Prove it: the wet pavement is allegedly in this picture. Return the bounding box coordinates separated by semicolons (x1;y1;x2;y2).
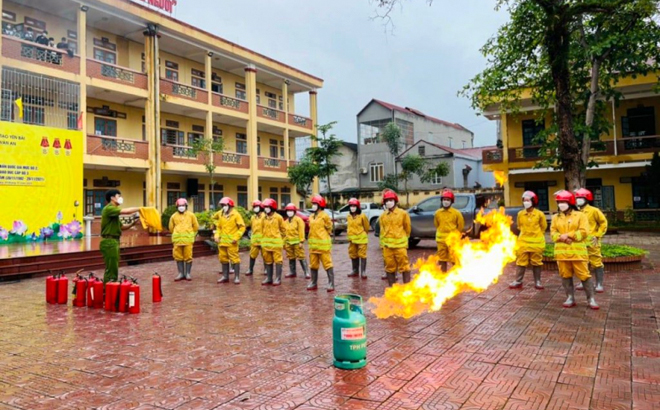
0;232;658;410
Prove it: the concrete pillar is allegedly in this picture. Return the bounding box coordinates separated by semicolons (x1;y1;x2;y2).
144;25;161;210
245;65;259;203
77;6;87;151
309;90;319;194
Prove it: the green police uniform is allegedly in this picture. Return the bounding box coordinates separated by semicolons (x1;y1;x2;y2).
100;204;122;283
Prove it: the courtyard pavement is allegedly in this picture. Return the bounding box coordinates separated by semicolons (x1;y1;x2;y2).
0;231;658;409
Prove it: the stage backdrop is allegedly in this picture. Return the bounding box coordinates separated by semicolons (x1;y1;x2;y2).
0;122;83;243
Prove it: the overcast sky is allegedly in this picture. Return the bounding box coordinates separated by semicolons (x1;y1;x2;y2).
174;0;509;147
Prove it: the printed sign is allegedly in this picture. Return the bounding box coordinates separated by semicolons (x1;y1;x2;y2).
131;0;177;14
341;327;365;341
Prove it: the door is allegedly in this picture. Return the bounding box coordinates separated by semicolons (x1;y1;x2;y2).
523;181;549;211
85;190;106;217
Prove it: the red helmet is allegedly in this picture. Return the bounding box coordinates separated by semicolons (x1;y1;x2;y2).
348;198;360;207
219;197;234;207
554;190;576;206
440;189;455;203
311;195;327;208
382;190;399;203
522;191;538;206
574;188;593;202
252;200;262;208
175;198;188;207
284;203;297;211
262;198;277;210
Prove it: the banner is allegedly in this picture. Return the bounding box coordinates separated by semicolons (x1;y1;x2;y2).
0;122;83;244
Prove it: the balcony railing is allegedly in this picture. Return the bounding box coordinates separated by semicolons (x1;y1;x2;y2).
162;144;204;165
87;59;147;89
160;78;208;104
288;113;313;130
211;92;249;114
618;135;660;154
258;157;287;172
213;152;250;169
2;35;79;74
86;135;148;160
482;148;504;164
257;105;286;123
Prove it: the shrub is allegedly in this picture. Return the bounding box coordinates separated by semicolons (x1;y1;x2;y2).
543;243;647;259
194;210;214;229
161;206;177;230
235;206;252;228
239;238;251;248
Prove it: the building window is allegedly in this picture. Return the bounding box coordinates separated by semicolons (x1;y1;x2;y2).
187;132;203;146
194;192;205;213
431;172;443;185
280;140;285;159
165;61;179;81
448;137;453;148
257;136;261;156
85;190;106;216
167;191;185;207
370;163;384;183
1;90;12;121
256;89;261;105
270;187;279;206
210;184;223;210
418;145;425;156
93;48;116;64
191;68;205;88
522;119;545;158
67;112;78;130
237;185;248;209
632;177;659;210
462;141;467;148
24;106;45;125
161;128;185;145
211;73;222;94
523;181;549;212
270;139;278;158
236;133;247;154
622;106;656;150
212;126;223;143
94;118;117;136
281;187;291;206
359;119;390;145
235;83;246;100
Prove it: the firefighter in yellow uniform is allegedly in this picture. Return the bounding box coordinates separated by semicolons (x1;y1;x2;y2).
246;200;264;276
551;190;599;310
260;198;286;286
574;188;608;293
434;189;465;272
307;195;334;292
213;197;245;284
283;203;310;279
169;198;199;281
346;198;370;279
380;190;412;286
510;191;547;290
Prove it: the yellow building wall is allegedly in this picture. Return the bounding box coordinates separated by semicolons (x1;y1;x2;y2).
83;169;146;209
86;98;145;140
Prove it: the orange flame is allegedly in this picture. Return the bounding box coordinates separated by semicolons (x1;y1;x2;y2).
369;208;517;319
494;170;508;187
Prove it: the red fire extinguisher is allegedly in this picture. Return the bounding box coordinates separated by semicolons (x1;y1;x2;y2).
57;272;68;305
118;276;132;313
128;277;140;314
46;270;58;304
105;280;120;312
72;272;87;307
86;273;97;308
152;273;162;303
92;277;104;309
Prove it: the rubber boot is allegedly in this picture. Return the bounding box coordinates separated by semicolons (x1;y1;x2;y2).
594;267;605;293
217;263;230;283
229;263;235;274
360;258;367;280
562;278;576;308
348;259;359;277
307;269;318;290
174;261;185;281
245;258;255;276
233;262;240;284
582;278;600;310
402;271;411;284
381;272;387;280
185;262;192;281
509;266;525;289
300;260;310;279
326;268;335;292
386;272;396;287
576;272;586;291
261;264;273;286
532;266;543;290
285;260;297;278
273;264;283;286
439;262;448;272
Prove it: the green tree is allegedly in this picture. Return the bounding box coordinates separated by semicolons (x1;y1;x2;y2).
380;122;404;189
377;174;399;193
398;154;427;206
287;154;319;203
192;137;224;209
420;161;450;185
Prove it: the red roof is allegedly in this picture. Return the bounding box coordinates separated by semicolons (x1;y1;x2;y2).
398;140;495;160
370;99;470;132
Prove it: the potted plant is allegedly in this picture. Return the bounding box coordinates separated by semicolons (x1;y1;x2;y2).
195;210;215;238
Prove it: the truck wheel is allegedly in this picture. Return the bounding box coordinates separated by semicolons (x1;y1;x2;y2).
370;218;378;231
408;239;420;248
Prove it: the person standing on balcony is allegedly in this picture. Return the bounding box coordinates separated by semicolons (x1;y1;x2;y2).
283;203;309;279
213;197;245;284
100;189;140;284
380;190;412;286
574;188;608;293
245;200;264;276
434;189;465;272
169;198;199;282
260;198;286;286
34;29;48;45
307;195;335;291
551;190;599;310
510;191;547;290
346;198;369;280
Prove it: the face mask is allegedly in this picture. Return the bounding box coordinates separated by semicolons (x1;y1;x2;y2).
523;201;532;209
311;204;318;212
576;198;586;207
349;206;357;213
558;203;569;212
264;207;272;214
442;200;451;208
222;205;229;213
116;197;124;205
253;207;260;213
286;211;295;218
177;206;186;213
385;200;395;210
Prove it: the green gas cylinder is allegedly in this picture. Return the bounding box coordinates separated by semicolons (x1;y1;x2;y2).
333;294;367;369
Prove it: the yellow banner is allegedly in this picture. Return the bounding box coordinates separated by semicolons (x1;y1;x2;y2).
0;122;83;242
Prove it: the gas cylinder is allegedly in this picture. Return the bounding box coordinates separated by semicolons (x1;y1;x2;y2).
152;273;162;303
57;272;68;305
72;274;87;307
46;270;58;304
118;276;131;313
128;277;140;314
332;294;367;369
91;278;104;309
104;281;120;312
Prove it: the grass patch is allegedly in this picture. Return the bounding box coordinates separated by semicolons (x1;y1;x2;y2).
543;243;647;258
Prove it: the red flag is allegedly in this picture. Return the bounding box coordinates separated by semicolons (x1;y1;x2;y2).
76;111;83;130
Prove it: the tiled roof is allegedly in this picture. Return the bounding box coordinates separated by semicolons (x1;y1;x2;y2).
370;99;470;132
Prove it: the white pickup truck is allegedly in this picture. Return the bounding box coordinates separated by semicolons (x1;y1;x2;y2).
336;202;384;231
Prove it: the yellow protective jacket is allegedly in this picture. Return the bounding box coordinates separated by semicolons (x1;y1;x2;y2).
347;213;369;245
580;204;608;241
250;213;264;246
308;211;332;253
139;207;163;231
284;216;305;246
168;211;199;245
434;207;464;243
262;212;286;250
380;207;411;249
516;208;547;253
551;210;589;261
212;209;246;247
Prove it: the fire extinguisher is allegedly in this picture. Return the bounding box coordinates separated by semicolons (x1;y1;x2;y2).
46;270;58;304
86;273;97;308
118;276;131;313
57;271;68;305
92;277;104;309
72;271;87;307
128;277;140;314
152;273;162;303
105;280;120;312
